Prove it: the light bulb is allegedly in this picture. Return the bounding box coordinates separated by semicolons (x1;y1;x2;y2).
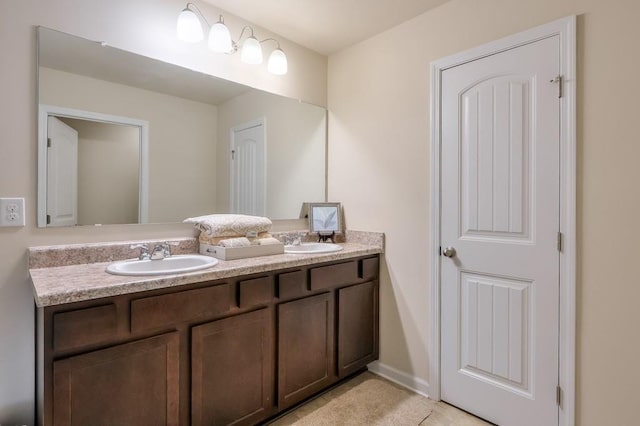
267;48;288;75
241;36;263;64
176;8;204;43
208;21;233;53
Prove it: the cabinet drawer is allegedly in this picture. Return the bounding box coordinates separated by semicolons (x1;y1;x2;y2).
53;304;118;352
359;257;379;281
131;284;232;333
277;270;307;300
310;261;358;291
239;277;273;308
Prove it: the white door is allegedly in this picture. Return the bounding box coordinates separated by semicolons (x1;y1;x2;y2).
440;36;560;425
47;116;78;227
231;121;265;216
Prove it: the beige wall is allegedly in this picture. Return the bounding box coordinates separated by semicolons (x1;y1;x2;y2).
0;0;327;423
328;0;640;425
216;89;326;219
40;67;219;223
60;118;140;225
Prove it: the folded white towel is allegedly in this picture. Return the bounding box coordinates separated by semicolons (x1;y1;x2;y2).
183;214;272;237
258;237;282;246
218;237;251;248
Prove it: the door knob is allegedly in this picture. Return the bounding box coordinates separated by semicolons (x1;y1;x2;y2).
442;246;457;258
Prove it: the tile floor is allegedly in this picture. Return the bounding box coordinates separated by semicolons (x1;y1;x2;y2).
268;372;491;426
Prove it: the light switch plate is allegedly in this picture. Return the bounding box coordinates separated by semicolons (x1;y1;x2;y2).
0;198;26;227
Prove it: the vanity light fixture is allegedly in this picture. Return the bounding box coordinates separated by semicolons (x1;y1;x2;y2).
176;3;288;75
267;45;288;75
176;4;204;43
240;30;263;64
208;16;233;53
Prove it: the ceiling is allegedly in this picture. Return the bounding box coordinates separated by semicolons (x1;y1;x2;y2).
200;0;450;55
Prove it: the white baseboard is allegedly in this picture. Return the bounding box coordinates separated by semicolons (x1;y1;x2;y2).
367;361;431;398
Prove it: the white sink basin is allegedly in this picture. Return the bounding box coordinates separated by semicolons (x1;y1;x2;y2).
106;255;218;276
284;243;343;254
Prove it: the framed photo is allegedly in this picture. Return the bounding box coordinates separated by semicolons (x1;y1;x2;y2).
308;202;342;234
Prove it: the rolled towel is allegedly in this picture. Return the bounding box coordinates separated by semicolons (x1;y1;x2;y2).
184;214;272;237
199;232;271;245
258;237;282;246
217;237;251;248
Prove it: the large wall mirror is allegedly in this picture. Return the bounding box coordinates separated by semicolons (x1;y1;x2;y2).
37;27;327;227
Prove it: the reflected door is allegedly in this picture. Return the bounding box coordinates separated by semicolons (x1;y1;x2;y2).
231;120;266;216
440;36;560;425
46;116;78;226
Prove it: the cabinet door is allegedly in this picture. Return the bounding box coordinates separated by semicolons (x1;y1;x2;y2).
338;281;379;377
191;308;273;426
52;332;179;426
278;292;335;409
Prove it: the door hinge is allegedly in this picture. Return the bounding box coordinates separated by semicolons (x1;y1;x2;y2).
556;385;562;406
557;231;563;252
231;149;235;160
47;138;52;148
46;214;51;225
550;75;563;98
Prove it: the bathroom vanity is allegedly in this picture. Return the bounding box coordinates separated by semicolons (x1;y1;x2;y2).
30;235;382;425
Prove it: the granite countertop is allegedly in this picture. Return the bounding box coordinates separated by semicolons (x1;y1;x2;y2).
29;232;383;308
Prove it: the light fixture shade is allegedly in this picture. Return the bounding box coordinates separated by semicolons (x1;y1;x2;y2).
241;36;263;64
267;48;288;75
177;8;203;43
208;21;233;53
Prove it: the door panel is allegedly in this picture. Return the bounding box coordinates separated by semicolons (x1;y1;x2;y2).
47;116;78;227
460;273;531;393
440;36;560;426
461;77;530;238
231;122;265;216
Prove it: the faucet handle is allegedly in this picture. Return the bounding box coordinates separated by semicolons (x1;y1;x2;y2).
130;243;150;260
283;233;306;246
160;241;180;257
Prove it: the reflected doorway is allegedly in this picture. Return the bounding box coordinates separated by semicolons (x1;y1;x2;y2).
230;119;266;216
38;105;149;226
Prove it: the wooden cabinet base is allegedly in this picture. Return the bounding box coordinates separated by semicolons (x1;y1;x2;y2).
38;255;379;425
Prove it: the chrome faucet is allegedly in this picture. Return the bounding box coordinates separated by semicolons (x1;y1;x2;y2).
283;232;306;246
150;241;179;260
130;243;151;260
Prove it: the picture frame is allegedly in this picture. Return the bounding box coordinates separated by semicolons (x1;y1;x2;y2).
308;202;343;234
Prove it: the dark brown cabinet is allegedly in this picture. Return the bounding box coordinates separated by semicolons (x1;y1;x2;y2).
338;281;379;377
52;332;180;426
191;308;273;426
38;255;379;426
278;293;335;409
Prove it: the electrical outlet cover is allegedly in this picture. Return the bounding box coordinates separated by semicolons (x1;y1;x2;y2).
0;198;25;227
